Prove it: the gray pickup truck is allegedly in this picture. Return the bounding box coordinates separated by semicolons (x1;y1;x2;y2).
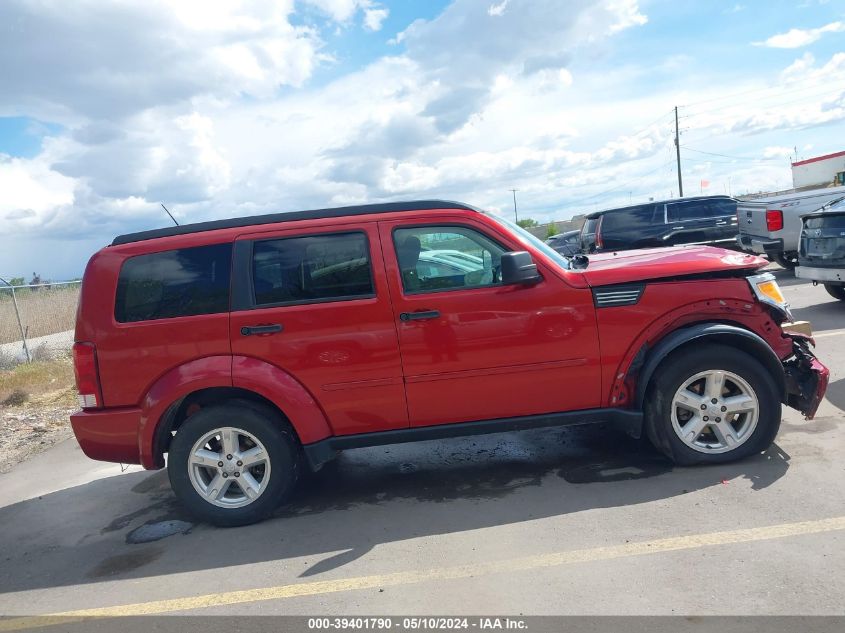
736;185;845;269
796;197;845;301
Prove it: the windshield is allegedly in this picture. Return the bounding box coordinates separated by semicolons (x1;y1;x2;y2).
484;212;571;270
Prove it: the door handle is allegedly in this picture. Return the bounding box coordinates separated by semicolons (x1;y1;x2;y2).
672;226;685;230
399;310;440;322
240;324;283;336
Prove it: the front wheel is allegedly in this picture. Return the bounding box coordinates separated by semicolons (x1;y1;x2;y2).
824;284;845;301
644;345;781;465
167;404;300;527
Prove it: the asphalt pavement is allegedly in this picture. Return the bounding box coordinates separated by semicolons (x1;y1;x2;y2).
0;267;843;625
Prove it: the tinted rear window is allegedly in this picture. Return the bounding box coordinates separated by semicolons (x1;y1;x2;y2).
602;205;658;231
667;199;735;222
115;243;232;323
583;218;599;233
252;232;374;306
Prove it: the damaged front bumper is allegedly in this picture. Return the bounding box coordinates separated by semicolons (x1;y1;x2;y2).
782;336;829;419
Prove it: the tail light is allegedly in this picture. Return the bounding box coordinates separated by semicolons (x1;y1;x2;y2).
766;209;784;232
73;342;103;409
595;216;604;250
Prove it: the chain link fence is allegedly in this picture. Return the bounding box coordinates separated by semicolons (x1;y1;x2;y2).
0;281;81;368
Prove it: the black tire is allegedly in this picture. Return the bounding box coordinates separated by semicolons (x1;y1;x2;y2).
167;404;300;527
644;345;781;465
773;251;798;271
824;284;845;301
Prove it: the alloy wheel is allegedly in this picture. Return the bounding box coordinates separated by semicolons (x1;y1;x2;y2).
187;426;272;508
670;370;759;454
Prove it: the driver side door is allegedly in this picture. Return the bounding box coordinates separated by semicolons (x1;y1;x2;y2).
378;218;601;428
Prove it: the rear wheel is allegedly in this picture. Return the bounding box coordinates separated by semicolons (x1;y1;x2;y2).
644;345;781;465
773;251;798;270
167;404;300;526
824;284;845;301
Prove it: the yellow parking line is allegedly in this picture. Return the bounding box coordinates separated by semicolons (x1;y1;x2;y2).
2;515;845;631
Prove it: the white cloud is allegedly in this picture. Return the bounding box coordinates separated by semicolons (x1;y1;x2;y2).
0;156;75;227
3;0;845;277
488;1;510;17
363;7;389;31
755;21;845;48
781;52;816;80
304;0;388;30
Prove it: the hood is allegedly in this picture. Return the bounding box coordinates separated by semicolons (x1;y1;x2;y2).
581;245;767;287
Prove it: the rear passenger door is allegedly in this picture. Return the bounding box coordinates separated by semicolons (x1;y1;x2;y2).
229;223;408;435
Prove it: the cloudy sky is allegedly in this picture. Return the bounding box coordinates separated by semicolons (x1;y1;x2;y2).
1;0;844;279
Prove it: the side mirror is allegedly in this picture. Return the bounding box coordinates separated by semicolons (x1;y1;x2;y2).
500;251;542;285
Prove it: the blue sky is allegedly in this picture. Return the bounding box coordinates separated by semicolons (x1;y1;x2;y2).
1;0;844;278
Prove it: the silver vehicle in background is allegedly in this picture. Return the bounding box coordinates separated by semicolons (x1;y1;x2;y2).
736;185;845;270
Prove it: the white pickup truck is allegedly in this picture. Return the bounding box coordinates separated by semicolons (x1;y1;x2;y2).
736;185;845;269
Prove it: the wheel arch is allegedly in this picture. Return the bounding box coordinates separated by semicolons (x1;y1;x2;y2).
633;323;786;410
138;355;334;469
152;387;298;469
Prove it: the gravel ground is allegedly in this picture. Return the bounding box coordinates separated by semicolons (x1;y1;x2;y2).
0;389;75;473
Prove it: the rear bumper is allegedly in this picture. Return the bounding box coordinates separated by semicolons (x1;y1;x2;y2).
70;407;143;465
795;266;845;283
737;234;783;255
783;339;830;420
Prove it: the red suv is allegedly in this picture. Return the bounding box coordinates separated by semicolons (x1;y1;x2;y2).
70;201;829;526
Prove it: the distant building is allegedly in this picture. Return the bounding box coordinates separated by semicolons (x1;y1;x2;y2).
792;150;845;189
526;214;586;239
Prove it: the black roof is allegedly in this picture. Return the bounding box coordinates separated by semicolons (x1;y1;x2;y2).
112;200;481;246
584;195;735;219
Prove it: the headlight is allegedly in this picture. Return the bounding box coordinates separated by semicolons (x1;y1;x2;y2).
747;272;791;316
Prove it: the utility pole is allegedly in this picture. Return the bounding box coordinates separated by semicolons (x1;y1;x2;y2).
510;189;519;223
674;106;684;198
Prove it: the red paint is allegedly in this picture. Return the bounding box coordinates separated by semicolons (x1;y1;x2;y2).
231;356;334;444
137;356;233;469
230;224;408;436
804;358;830;420
580;246;767;287
69;204;829;470
70;407;143;464
377;217;600;426
792;150;845;167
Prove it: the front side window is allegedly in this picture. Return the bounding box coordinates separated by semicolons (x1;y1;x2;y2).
115;243;232;323
393;226;507;293
252;232;374;306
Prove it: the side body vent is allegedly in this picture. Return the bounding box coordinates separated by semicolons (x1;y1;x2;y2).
592;284;645;308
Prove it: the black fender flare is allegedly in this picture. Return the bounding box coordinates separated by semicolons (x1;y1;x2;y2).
633;323;787;410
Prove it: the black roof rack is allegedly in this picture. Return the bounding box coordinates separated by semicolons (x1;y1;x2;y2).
112;199;481;246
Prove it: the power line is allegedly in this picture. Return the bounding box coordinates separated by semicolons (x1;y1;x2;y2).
681;147;779;162
565;159;676;208
679;73;845;111
624;108;676;140
680;84;845;120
